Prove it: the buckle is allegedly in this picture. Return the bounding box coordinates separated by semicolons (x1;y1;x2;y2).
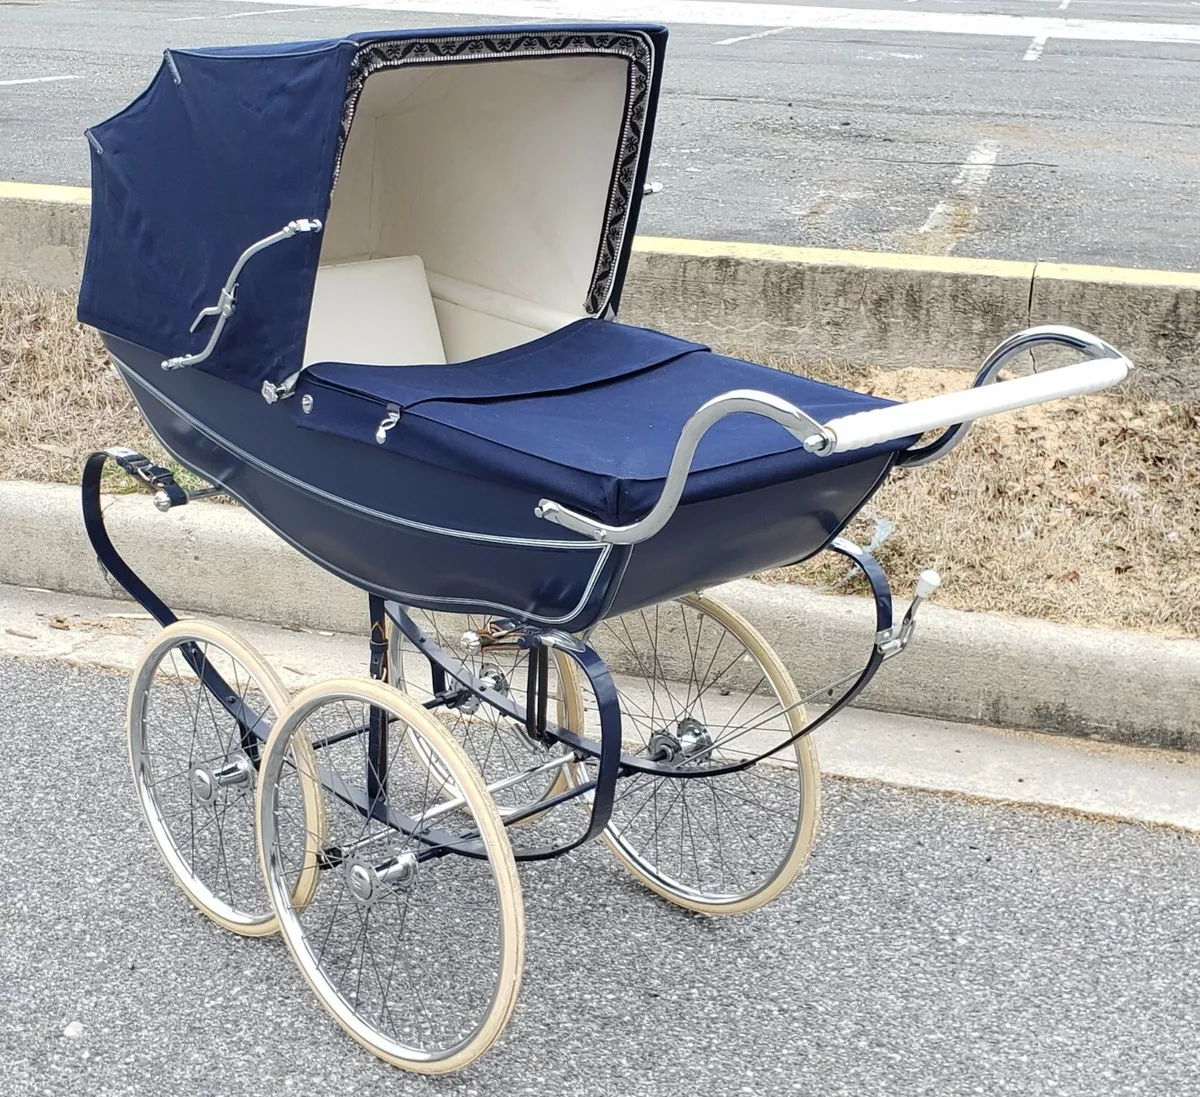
104;448;188;510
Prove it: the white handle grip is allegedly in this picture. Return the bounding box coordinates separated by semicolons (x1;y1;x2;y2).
914;570;941;600
825;357;1129;453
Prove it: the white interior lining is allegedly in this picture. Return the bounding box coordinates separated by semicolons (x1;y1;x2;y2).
303;255;446;368
425;271;581;334
318;53;629;362
431;297;546;364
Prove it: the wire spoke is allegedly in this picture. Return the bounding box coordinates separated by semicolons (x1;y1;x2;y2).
595;598;812;907
132;631;276;926
261;683;512;1059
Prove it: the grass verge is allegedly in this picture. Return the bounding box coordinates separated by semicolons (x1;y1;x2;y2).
1;282;210;494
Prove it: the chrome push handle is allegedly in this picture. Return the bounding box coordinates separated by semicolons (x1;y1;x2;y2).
534;390;835;544
161;218;323;371
896;325;1131;467
828;349;1128;456
534;326;1130;546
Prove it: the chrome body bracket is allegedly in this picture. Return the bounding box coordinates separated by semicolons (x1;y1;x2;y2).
535;389;835;544
876;569;942;658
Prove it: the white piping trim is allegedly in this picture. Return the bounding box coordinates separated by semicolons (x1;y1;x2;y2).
113;359;615;626
114;353;607;551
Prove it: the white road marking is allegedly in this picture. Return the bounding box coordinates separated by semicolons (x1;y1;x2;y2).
0;75;81;87
714;26;787;45
220;0;1200;47
169;6;313;20
919;138;1000;239
1024;33;1048;60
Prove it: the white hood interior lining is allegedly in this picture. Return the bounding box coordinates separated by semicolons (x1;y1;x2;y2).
309;32;653;365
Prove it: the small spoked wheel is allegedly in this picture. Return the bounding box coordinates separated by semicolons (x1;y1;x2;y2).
127;620;319;935
257;678;524;1073
573;593;821;915
389;612;581;822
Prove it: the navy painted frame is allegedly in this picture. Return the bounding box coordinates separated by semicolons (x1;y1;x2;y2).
82;448;897;864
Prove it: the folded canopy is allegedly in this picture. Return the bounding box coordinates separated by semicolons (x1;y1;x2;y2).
78;25;668;392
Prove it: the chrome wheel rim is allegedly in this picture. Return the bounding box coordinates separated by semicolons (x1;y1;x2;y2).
573;596;815;909
259;686;521;1067
129;630;280;930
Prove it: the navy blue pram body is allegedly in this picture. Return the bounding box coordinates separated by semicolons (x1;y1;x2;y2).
79;25;913;630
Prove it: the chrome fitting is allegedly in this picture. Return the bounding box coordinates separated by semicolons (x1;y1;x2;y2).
162;218;324;372
152;483;227;511
284;218;323;235
461;663;507;715
375;404;401;444
537;630;586;653
190;755;254;807
676;716;713;758
346;851;417;907
877;569;941;658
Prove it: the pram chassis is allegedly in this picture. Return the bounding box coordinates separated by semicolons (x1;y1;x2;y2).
85;448;893;862
86;320;1129;1071
75;21;1133;1071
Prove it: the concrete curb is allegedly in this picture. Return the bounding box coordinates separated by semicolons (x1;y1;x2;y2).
7;583;1200;832
3;182;1199;398
624;237;1200;399
0;183;90;290
2;479;1196;753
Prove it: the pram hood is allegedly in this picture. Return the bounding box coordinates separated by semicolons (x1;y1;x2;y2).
77;25;668;392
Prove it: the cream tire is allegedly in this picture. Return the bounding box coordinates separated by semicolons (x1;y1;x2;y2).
571;593;821;916
127;619;320;936
256;678;524;1074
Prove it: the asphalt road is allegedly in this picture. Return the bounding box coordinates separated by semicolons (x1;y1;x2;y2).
3;652;1200;1096
1;0;1200;270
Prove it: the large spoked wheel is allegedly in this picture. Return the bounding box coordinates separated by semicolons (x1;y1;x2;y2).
257;679;524;1074
389;612;582;822
127;620;320;936
572;593;821;916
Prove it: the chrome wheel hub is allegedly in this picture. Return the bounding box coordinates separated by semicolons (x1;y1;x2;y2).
677;716;714;757
189;755;254;807
346;861;377;905
345;853;418;907
648;716;713;765
460;661;509;716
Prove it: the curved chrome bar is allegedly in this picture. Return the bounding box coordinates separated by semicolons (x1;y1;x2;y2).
897;324;1129;468
534;389;835;544
161;218;323;371
535;324;1130;545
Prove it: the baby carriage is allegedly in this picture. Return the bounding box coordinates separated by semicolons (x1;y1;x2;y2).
77;25;1130;1073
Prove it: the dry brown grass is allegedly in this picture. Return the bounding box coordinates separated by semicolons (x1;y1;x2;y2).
3;284;1198;635
733;348;1200;638
0;281;180;490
